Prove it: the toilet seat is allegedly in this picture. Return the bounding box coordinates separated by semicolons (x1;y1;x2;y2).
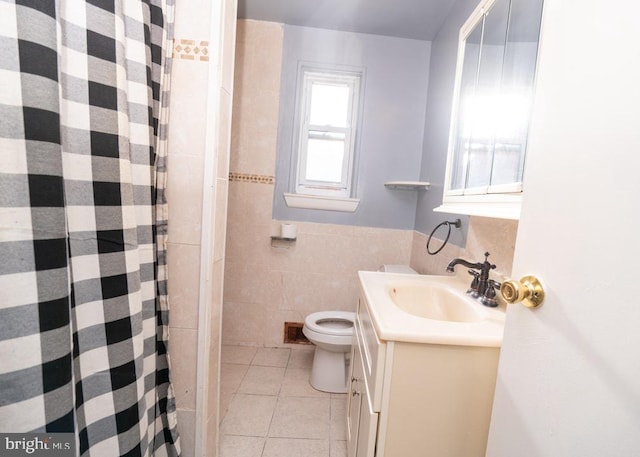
304;311;355;336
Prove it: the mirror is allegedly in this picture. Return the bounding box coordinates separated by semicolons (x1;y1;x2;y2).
440;0;544;218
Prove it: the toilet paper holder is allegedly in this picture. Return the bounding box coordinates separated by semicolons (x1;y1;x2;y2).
270;223;297;248
271;223;297;246
270;235;297;242
270;235;296;249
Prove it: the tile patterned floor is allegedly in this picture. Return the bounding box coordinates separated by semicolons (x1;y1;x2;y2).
220;345;347;457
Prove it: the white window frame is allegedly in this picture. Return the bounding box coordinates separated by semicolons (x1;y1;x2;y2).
294;70;361;198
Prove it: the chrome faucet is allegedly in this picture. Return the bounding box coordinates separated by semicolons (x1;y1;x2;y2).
446;252;499;307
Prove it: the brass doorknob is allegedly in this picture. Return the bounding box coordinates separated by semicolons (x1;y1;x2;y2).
500;275;545;308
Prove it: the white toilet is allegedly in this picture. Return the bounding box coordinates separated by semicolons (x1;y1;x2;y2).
302;265;417;393
303;311;355;393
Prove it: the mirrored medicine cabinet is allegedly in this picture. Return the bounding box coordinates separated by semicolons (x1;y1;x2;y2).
435;0;544;219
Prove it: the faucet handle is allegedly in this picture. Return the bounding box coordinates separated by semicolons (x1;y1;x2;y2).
480;279;500;307
467;270;480;297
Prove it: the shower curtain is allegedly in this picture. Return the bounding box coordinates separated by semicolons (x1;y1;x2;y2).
0;1;180;456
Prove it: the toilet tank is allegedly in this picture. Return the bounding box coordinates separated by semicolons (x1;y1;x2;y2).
379;265;417;274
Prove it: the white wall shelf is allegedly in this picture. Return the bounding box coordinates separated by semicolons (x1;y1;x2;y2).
384;181;431;190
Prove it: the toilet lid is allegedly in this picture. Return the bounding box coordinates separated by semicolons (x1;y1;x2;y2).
305;311;355;336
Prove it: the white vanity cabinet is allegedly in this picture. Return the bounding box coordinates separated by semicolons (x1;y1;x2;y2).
347;288;501;457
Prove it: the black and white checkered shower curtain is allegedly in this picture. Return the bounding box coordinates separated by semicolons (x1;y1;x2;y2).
0;1;180;456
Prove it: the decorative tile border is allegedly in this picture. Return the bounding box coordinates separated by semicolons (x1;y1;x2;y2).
229;172;275;185
173;39;209;61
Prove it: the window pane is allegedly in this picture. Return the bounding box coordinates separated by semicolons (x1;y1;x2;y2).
466;0;510;189
451;22;482;191
305;137;345;183
309;83;350;127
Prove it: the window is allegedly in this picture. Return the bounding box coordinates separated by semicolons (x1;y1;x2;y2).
294;70;361;200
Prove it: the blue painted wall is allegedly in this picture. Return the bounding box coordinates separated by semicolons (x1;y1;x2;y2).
273;25;431;230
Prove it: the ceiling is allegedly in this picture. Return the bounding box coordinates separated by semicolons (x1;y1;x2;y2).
237;0;458;41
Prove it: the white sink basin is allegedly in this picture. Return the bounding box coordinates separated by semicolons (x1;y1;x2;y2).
387;280;485;323
358;271;505;347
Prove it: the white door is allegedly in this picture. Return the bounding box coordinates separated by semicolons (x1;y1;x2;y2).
486;1;640;456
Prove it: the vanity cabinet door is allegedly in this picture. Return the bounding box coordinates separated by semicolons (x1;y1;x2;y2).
347;340;364;457
355;384;378;457
348;334;379;457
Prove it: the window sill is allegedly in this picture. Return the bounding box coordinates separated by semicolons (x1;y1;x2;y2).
284;193;360;212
